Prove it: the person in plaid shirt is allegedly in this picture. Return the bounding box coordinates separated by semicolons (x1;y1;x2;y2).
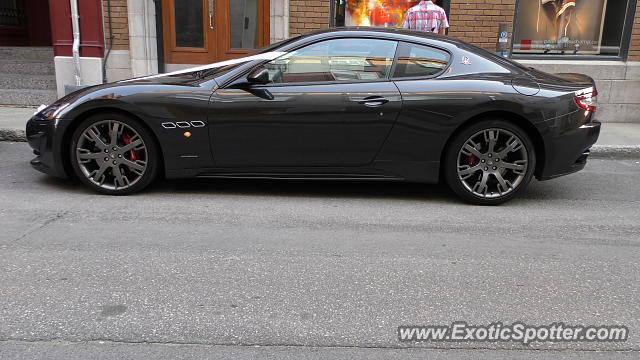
402;0;449;35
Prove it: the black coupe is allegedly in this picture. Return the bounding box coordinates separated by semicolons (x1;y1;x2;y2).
26;28;600;204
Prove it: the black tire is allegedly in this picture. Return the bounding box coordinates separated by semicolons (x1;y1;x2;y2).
70;112;159;195
443;119;536;205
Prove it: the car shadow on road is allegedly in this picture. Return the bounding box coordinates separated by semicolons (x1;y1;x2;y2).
38;174;559;204
146;177;461;203
40;175;87;193
35;168;557;204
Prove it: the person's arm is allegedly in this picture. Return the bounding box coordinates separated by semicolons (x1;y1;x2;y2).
439;9;449;35
402;11;411;29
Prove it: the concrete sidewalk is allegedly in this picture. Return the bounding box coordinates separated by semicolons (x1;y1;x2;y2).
1;105;639;157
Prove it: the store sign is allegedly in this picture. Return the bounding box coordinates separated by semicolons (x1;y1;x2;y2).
513;0;608;54
345;0;421;27
499;31;508;43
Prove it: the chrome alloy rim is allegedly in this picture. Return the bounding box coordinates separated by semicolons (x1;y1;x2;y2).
456;128;529;199
76;120;148;190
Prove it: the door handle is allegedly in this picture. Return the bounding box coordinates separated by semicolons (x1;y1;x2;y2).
357;96;389;107
208;0;214;29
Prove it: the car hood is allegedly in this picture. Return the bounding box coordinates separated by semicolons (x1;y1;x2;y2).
57;50;288;101
118;51;287;87
116;71;205;86
43;51;289;118
46;72;205;108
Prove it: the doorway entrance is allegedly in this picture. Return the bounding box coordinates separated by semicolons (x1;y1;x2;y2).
161;0;270;65
0;0;52;46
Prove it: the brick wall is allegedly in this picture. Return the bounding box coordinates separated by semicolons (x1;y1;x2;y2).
448;0;515;53
290;0;639;59
289;0;331;37
102;0;129;50
629;0;640;61
288;0;513;50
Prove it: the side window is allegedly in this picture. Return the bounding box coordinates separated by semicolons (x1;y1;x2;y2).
393;42;450;78
265;38;397;84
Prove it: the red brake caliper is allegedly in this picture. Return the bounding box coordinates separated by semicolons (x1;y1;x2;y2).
121;133;139;161
467;154;478;167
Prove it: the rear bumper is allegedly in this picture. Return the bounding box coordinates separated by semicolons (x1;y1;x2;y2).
537;120;601;181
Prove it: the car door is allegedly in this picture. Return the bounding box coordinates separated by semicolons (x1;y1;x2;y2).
208;37;402;167
379;41;455;163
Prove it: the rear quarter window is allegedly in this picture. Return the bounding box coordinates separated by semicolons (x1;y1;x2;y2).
393;42;450;79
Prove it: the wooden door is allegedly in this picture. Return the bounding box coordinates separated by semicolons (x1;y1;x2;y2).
162;0;270;65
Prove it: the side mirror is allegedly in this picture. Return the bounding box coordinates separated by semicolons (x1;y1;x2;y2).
247;67;270;85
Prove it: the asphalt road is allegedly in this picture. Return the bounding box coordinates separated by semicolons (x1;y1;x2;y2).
1;142;639;359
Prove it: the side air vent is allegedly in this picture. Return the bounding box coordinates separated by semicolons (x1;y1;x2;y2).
162;121;207;129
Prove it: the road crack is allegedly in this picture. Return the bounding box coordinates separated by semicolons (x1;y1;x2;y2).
1;210;69;248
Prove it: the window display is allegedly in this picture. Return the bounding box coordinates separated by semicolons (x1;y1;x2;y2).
334;0;421;27
512;0;635;57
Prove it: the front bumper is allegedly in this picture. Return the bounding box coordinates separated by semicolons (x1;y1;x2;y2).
26;115;68;178
537;119;601;181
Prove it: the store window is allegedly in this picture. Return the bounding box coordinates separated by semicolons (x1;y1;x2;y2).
331;0;449;28
512;0;637;58
264;38;398;84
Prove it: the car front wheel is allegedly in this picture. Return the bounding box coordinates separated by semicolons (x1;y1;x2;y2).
70;113;159;195
443;119;536;205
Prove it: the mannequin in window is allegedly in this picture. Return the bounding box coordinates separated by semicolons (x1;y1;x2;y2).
539;0;576;41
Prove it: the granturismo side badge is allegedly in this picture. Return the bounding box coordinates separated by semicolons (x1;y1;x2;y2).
461;56;471;65
161;121;206;129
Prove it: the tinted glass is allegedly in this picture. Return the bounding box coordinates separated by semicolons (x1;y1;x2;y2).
265;38;397;84
230;0;259;49
175;0;204;48
393;42;450;78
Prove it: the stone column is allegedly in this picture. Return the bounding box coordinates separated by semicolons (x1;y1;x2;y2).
127;0;158;77
270;0;290;43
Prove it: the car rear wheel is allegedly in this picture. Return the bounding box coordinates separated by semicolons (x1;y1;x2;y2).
443;119;536;205
70;113;159;195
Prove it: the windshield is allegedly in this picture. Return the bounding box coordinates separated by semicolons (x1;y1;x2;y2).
127;51;288;82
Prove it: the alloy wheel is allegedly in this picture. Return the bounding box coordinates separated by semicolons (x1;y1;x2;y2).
75;120;148;191
456;128;529;198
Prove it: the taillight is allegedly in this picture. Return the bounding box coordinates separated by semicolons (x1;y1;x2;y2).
574;88;598;112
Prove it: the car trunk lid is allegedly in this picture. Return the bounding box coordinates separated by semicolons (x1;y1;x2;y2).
521;67;598;113
523;67;596;91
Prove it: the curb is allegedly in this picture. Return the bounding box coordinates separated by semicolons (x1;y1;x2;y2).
0;128;25;142
2;127;640;158
589;145;640;159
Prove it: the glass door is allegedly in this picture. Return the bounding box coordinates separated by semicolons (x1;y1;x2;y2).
218;0;270;60
162;0;270;64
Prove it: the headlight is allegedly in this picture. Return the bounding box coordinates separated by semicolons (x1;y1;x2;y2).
37;102;70;120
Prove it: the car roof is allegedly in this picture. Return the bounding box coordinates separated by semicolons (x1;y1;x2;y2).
298;26;467;48
294;27;527;74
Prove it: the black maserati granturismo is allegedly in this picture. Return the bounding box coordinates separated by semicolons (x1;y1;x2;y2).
26;27;600;204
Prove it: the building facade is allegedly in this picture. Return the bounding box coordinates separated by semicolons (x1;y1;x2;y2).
0;0;638;121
